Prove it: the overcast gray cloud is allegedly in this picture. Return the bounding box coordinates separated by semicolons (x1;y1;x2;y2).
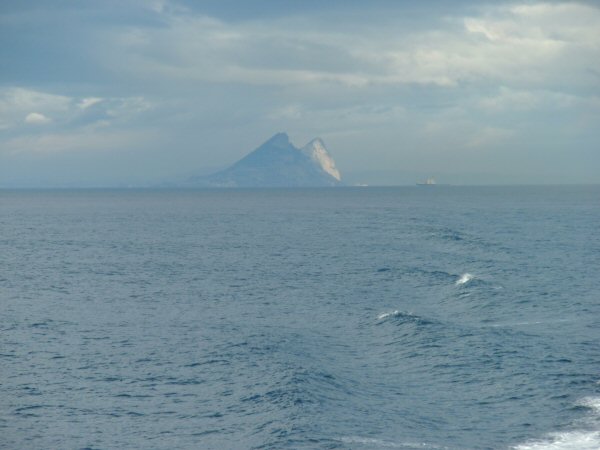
1;0;599;186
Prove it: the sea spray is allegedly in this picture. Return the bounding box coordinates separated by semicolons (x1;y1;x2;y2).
456;273;474;285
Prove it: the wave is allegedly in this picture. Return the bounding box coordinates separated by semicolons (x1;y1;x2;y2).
384;266;456;282
512;431;600;450
376;310;434;326
378;310;401;321
579;397;600;411
424;225;465;243
512;397;600;450
339;436;447;449
485;319;571;328
455;273;474;285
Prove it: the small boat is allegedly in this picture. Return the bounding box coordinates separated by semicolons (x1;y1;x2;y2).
417;177;436;186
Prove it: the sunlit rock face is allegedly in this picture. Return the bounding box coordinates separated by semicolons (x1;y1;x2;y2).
188;133;342;187
301;138;341;182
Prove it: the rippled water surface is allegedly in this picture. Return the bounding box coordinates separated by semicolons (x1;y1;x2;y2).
1;186;599;449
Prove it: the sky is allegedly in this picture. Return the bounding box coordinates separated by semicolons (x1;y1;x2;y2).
1;0;599;186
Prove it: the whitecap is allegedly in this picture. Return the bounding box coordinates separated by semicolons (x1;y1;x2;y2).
455;273;474;285
577;397;600;412
377;310;400;321
513;396;600;450
512;431;600;450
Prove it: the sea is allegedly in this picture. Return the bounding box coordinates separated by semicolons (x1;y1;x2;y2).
1;186;599;450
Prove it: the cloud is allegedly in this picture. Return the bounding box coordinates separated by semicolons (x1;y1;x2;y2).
0;88;70;129
78;97;103;109
0;87;152;131
477;87;600;113
478;88;539;112
0;86;155;157
95;1;600;91
467;126;516;149
2;128;159;156
2;1;599;185
0;88;68;130
24;112;51;124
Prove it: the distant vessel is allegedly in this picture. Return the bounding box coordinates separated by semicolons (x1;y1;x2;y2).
417;177;436;186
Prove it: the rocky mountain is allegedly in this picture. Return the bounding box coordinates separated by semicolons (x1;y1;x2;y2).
188;133;342;187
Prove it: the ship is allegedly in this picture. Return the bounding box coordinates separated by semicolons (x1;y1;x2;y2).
417;177;436;186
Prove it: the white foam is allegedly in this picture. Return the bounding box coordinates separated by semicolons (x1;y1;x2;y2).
513;396;600;450
456;273;474;285
512;431;600;450
577;397;600;412
377;310;400;320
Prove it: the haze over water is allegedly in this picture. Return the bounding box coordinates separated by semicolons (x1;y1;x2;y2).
2;186;599;449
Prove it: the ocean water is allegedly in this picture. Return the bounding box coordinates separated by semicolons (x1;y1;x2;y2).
1;186;599;450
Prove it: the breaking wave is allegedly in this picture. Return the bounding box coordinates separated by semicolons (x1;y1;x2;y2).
455;273;474;285
376;310;435;326
512;397;600;450
513;431;600;450
377;310;401;321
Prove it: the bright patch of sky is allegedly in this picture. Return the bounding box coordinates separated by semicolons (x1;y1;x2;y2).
1;0;599;186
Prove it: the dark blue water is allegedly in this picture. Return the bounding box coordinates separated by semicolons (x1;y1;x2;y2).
1;186;599;449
